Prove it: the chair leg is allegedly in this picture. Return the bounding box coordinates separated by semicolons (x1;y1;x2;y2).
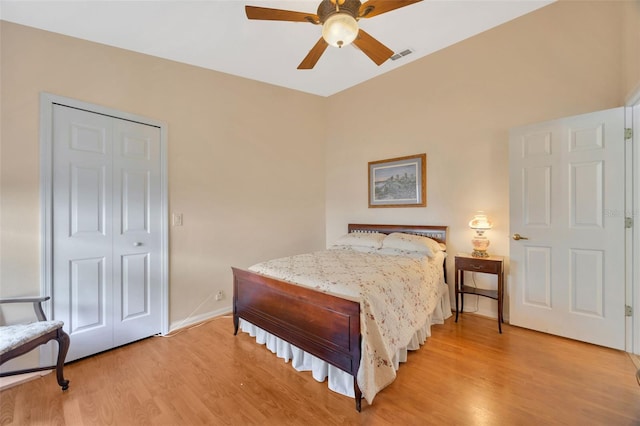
55;328;70;390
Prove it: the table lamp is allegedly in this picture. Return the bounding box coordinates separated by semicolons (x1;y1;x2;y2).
469;212;492;257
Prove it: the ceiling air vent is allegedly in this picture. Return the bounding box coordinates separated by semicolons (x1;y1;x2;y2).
390;49;414;61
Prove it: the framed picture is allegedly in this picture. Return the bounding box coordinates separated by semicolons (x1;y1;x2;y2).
368;153;426;208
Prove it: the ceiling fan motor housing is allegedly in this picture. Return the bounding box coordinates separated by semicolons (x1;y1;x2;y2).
317;0;362;23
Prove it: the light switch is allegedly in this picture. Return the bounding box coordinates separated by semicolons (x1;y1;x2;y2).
172;213;183;226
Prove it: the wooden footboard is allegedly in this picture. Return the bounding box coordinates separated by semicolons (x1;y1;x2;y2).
232;267;362;411
232;223;448;412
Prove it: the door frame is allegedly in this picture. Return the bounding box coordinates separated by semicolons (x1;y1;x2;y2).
628;87;640;355
38;93;169;364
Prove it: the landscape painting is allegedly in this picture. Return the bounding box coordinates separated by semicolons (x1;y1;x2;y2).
368;154;426;208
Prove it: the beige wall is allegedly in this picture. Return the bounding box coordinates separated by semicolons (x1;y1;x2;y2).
325;1;639;318
624;0;640;99
0;21;327;330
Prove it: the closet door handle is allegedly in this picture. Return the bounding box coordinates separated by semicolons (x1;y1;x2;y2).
133;242;143;247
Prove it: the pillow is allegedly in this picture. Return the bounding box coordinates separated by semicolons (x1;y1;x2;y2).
381;232;443;257
332;232;386;249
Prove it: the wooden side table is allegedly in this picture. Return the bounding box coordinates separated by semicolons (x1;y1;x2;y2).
454;254;505;333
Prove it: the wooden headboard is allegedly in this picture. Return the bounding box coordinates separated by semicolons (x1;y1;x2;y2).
347;224;448;245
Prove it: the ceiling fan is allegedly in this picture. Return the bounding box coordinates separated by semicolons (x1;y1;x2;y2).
245;0;423;69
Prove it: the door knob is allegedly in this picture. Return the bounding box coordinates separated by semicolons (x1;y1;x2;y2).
133;242;142;246
512;233;529;241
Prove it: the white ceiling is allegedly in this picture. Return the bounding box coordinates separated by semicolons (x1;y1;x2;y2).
0;0;553;97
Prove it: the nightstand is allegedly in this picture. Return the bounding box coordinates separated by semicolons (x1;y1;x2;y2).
454;253;504;333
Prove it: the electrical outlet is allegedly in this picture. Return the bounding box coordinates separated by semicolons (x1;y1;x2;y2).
215;291;224;301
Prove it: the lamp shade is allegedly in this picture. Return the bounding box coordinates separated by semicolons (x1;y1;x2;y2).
322;13;358;48
469;213;493;231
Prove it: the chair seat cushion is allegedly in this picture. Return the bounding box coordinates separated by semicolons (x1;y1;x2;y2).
0;321;64;355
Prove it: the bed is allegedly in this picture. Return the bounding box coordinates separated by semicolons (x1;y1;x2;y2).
232;224;450;411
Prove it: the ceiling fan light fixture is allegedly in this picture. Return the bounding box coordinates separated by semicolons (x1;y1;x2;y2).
322;13;358;48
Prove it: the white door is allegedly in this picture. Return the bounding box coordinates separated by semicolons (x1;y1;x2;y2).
509;107;626;350
52;104;162;361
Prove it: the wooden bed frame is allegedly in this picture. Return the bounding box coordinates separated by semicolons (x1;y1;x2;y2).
232;224;448;411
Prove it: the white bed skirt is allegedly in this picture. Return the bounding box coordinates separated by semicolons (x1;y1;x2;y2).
239;283;452;399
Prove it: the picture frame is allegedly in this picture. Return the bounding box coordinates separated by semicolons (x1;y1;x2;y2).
368;153;426;208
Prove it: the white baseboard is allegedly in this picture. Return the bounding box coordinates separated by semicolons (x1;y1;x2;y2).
168;305;232;333
0;370;50;391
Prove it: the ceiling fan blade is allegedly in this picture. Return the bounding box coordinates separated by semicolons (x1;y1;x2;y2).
359;0;422;19
245;6;319;23
352;29;393;66
298;38;329;70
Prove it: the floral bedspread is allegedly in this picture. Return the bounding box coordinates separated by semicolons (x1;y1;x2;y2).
248;247;445;404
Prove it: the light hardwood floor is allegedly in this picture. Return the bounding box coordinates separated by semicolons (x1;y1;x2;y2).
1;313;639;425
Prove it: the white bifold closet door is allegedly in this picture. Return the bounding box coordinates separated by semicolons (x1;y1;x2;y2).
52;104;162;361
